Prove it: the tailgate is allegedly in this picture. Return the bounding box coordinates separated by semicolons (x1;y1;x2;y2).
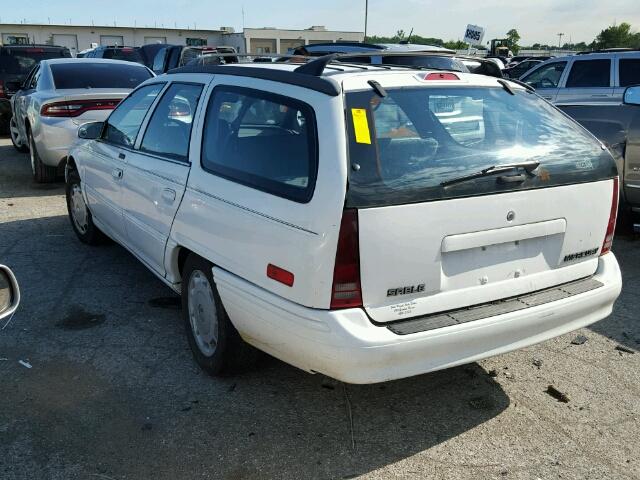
358;180;613;323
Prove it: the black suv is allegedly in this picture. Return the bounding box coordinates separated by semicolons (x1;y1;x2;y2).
84;45;145;64
0;44;71;132
151;45;238;74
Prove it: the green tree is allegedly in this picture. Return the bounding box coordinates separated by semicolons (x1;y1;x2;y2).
593;22;640;49
506;28;521;54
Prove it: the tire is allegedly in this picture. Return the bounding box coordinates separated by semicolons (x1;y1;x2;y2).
181;254;257;376
65;166;107;245
28;129;57;183
9;117;28;153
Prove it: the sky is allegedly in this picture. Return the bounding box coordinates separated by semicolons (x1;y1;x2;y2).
3;0;640;46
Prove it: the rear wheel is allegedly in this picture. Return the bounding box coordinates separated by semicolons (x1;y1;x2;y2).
181;254;256;376
65;166;106;245
29;129;57;183
9;117;28;152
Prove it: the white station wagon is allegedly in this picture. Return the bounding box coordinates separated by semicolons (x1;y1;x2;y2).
65;58;622;384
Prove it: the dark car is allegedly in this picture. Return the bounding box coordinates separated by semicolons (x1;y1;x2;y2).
559;85;640;214
84;45;145;64
502;59;543;79
0;44;71;132
291;42;502;78
152;45;238;74
138;43;169;69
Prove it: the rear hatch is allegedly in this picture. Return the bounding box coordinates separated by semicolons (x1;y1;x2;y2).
342;74;617;323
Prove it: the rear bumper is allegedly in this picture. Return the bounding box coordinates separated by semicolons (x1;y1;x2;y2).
34;117;79;167
214;253;622;384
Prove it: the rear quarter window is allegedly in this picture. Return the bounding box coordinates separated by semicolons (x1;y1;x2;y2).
201;86;318;203
619;58;640;87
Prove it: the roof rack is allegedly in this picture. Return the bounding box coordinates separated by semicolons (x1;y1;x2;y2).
576;48;640;55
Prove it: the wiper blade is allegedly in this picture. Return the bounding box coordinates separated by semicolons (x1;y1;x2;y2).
441;161;540;188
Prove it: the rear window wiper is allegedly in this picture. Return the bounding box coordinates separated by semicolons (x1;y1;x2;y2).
441;160;540;188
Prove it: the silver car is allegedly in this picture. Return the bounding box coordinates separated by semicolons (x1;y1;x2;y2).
520;50;640;105
9;58;154;182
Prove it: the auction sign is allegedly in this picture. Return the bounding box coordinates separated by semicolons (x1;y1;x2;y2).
463;24;485;46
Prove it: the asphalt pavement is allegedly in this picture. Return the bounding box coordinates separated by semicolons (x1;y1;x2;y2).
0;137;639;480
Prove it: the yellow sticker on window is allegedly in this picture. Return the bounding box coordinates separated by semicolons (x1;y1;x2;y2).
351;108;371;144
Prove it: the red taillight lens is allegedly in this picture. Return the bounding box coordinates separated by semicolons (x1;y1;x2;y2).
424;72;460;81
330;209;362;309
600;177;619;256
40;99;120;117
0;80;6;99
266;263;294;287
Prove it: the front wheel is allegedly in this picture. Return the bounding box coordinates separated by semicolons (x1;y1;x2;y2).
65;167;106;245
181;254;257;376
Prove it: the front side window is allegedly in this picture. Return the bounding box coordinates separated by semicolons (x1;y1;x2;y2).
566;59;611;88
201;86;317;203
522;61;567;89
140;83;203;160
346;86;616;208
620;58;640;87
103;83;164;147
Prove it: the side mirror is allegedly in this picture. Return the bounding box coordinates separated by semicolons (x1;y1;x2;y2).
78;121;104;140
0;265;20;321
623;86;640;106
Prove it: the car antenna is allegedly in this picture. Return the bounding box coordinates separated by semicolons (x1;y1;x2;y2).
294;53;340;76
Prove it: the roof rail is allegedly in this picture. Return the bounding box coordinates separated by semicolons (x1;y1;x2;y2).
167;64;341;96
576;48;640;55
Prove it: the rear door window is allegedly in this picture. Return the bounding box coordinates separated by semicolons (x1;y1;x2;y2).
521;62;567;88
201;86;318;203
345;86;616;208
619;58;640;87
51;63;152;89
566;59;611;87
140;83;203;160
103;83;164;147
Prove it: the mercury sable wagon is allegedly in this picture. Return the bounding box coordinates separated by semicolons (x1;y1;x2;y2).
64;58;622;384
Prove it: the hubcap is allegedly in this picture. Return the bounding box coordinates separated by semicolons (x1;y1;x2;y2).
187;270;218;357
69;183;89;234
9;119;21;147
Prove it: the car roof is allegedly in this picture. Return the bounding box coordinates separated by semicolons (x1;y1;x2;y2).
301;42;454;54
169;61;523;96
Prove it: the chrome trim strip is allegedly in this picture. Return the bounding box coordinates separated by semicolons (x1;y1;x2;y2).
187;186;318;236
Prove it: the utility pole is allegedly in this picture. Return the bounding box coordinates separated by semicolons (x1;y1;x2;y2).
557;32;564;48
364;0;368;41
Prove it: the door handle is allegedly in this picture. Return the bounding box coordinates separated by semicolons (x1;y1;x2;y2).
118;152;126;160
111;168;123;180
161;188;176;203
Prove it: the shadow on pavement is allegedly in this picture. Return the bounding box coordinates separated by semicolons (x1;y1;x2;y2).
0;140;65;199
0;214;510;479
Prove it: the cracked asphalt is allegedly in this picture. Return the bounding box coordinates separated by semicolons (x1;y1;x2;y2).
0;136;639;480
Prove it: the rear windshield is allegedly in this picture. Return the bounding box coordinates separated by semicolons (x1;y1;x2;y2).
102;48;144;63
346;86;616;208
51;63;152;89
0;48;70;75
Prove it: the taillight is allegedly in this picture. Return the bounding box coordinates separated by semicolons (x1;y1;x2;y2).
600;177;619;256
40;99;120;117
330;209;362;309
423;72;460;81
0;80;6;99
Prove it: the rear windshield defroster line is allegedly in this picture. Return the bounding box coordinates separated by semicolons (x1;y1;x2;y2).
345;86;617;208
